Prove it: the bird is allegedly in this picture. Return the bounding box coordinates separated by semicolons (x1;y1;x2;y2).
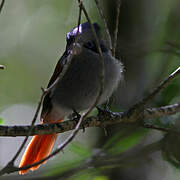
19;22;123;174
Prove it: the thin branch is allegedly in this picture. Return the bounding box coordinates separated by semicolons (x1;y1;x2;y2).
144;103;180;119
0;0;179;175
166;41;180;49
9;67;63;164
9;1;106;175
29;141;162;180
0;0;5;14
10;5;84;176
160;41;180;57
0;103;179;137
0;1;107;175
112;0;121;57
78;0;105;98
0;64;179;175
142;67;180;104
126;66;180;122
0;67;64;176
94;0;112;50
17;112;85;174
1;67;178;175
0;2;84;176
142;124;173;133
77;0;105;109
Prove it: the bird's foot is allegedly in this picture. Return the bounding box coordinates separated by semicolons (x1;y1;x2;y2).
72;110;85;132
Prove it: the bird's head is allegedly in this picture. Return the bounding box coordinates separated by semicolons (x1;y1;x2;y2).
66;22;108;54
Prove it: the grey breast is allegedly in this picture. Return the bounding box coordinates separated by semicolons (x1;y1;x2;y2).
51;47;123;112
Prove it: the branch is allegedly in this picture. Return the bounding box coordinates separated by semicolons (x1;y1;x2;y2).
112;0;121;57
144;103;180;119
124;66;180;123
142;66;180;105
14;0;107;174
0;63;178;176
0;103;179;137
29;141;162;180
0;2;84;176
0;0;5;14
0;0;107;175
94;0;112;50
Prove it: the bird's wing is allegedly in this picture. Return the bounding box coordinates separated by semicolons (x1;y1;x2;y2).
47;51;68;88
41;51;68;119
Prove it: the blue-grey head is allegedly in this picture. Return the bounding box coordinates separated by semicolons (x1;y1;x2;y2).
66;22;108;53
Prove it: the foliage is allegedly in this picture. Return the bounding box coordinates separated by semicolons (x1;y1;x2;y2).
0;117;4;124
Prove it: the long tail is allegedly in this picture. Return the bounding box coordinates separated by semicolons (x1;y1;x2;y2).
19;119;63;175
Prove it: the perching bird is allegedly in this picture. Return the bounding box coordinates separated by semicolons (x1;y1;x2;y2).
19;22;123;174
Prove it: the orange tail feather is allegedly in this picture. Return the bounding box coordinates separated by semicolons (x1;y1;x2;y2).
19;133;58;175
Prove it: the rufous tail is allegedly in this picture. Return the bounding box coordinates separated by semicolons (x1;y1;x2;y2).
19;119;63;175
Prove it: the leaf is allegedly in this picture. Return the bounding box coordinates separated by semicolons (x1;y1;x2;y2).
45;159;82;177
45;142;92;177
93;176;109;180
0;118;4;124
104;127;148;154
71;170;93;180
70;142;92;158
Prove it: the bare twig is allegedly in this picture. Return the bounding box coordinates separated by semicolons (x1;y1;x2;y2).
17;0;106;174
0;68;63;176
144;103;180;119
0;63;179;175
9;4;84;175
0;1;106;175
77;0;105;107
126;66;180;122
142;66;180;105
9;69;63;164
0;0;179;175
94;0;112;50
166;41;180;49
0;0;5;14
160;41;180;57
0;103;179;137
17;112;85;174
28;141;162;180
11;1;106;174
142;124;173;133
112;0;121;57
0;2;84;176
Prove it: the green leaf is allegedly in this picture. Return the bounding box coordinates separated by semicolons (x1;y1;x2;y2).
70;142;92;158
0;118;4;124
93;176;109;180
45;159;82;177
104;127;148;154
45;142;92;177
71;170;93;180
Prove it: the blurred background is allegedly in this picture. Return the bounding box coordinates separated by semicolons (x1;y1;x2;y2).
0;0;180;179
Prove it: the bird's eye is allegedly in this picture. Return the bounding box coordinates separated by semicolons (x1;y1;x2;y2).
85;41;95;49
84;41;108;53
84;41;97;52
